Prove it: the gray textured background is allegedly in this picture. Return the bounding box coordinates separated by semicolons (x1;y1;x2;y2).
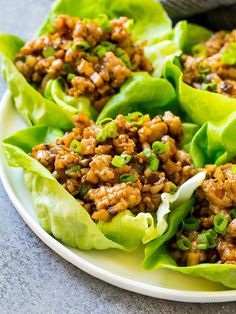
0;1;236;313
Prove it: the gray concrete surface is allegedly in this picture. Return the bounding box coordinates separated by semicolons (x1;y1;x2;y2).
0;1;236;313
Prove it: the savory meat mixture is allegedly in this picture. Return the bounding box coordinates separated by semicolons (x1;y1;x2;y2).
169;164;236;266
182;30;236;98
30;111;195;222
15;15;152;111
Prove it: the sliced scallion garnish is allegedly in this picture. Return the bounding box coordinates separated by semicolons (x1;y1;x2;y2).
70;139;82;153
42;47;56;58
65;165;81;174
152;141;170;155
112;153;132;167
120;173;137;183
125;112;144;127
72;40;91;51
143;148;159;172
214;213;228;234
183;217;200;232
177;236;191;251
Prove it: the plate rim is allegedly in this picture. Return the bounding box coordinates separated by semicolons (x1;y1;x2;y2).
1;90;236;303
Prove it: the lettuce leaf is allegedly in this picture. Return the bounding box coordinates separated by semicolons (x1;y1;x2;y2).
142;207;236;289
44;78;98;120
0;34;84;130
190;111;236;167
2;125;161;251
97;73;177;122
164;61;236;126
0;1;178;128
38;0;172;45
181;23;212;54
2;123;204;251
153;172;206;239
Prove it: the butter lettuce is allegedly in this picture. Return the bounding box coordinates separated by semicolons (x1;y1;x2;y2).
142;200;236;289
0;0;181;128
38;0;172;44
2;124;204;251
3;126;155;251
0;34;76;130
97;73;177;122
164;61;236;126
190;111;236;167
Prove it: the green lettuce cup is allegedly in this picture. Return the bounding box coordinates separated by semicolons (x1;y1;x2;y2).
0;0;182;130
163;22;236;126
142;198;236;289
2;119;204;251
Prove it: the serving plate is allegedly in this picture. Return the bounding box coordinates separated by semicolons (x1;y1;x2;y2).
1;91;236;302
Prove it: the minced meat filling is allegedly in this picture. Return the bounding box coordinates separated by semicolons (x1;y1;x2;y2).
169;164;236;266
182;30;236;98
30;111;195;222
15;15;153;111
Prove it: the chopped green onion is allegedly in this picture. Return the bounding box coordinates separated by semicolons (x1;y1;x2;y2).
96;129;107;142
152;141;170;155
98;118;113;126
79;183;89;198
197;229;218;250
205;229;217;248
101;41;115;50
115;47;132;69
197;243;208;250
177;236;191;251
96;120;118;142
93;45;107;58
231;208;236;219
202;81;217;92
70;139;82;153
192;44;207;58
198;233;208;244
67;73;76;82
143;148;159;172
149;157;159;172
105;122;118;139
198;62;211;74
206;228;217;240
125;112;144;127
214;214;228;234
92;41;115;58
183;217;200;232
42;47;56;58
120;173;137;183
95;14;111;31
72;40;91;51
112;153;132;167
65;165;81;174
63;63;73;73
231;165;236;174
221;42;236;65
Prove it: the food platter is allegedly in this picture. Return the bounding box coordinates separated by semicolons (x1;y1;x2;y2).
1;91;236;302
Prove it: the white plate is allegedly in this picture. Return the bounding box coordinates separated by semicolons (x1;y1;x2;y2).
1;91;236;303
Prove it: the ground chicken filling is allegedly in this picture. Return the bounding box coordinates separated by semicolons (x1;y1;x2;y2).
182;30;236;98
30;111;195;222
169;164;236;266
15;14;153;111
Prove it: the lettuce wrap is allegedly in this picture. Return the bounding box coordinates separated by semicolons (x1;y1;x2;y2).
163;23;236;126
0;0;181;129
164;60;236;126
2;124;204;251
142;198;236;289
